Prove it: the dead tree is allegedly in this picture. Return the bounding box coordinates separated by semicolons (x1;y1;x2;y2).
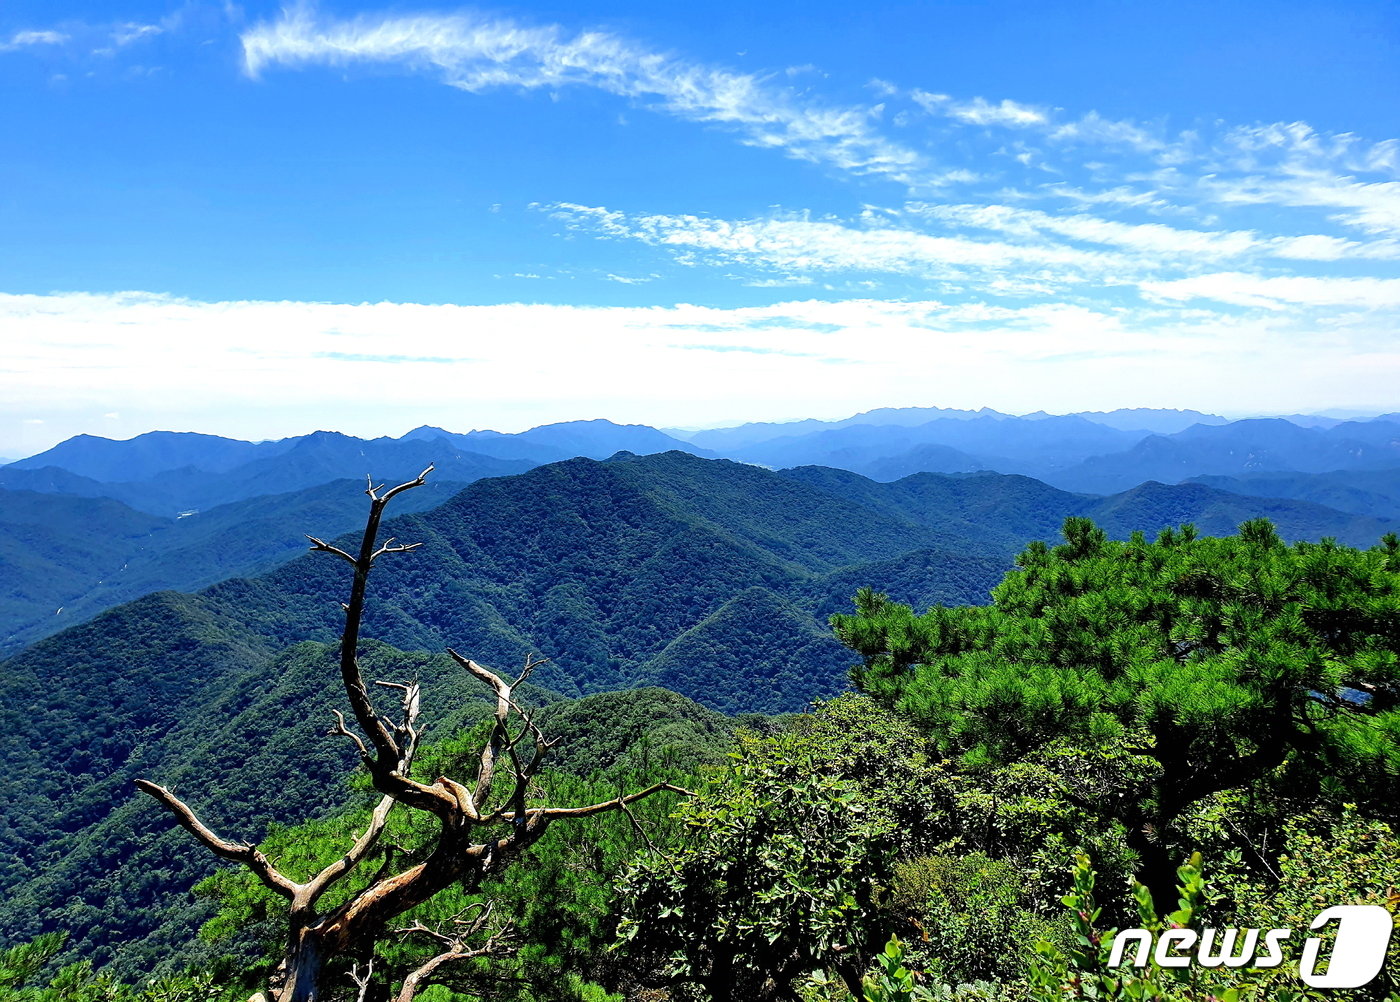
135;466;690;1002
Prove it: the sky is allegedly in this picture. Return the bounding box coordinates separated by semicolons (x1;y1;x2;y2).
1;0;1398;456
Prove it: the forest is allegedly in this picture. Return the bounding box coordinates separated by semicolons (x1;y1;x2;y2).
1;460;1396;1002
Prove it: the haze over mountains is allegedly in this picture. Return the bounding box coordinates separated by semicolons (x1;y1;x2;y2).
3;405;1400;969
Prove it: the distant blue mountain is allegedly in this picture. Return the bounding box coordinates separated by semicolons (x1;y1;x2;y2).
6;430;294;482
1047;418;1400;494
2;431;532;515
11;410;1400;529
729;414;1145;478
403;418;710;462
680;405;1011;451
1066;407;1228;434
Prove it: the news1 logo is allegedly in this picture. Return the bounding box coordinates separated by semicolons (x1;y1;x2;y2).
1108;905;1395;988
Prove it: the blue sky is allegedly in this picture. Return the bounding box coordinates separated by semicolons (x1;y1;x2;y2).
2;0;1398;455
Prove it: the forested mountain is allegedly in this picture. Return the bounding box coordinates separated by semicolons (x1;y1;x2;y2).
0;632;718;972
5;430;1397;665
678;405;1014;451
781;465;1397;548
2;448;1399;985
0;478;473;655
1056;407;1228;433
11;411;1400;532
1189;467;1400;519
0;422;706;520
0;490;168;653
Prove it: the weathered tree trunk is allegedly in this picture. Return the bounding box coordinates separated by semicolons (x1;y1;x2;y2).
279;926;327;1002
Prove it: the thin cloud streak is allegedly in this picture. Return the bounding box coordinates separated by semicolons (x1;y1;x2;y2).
0;29;70;51
240;4;927;184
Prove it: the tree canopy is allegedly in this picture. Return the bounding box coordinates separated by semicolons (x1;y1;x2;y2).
832;518;1400;894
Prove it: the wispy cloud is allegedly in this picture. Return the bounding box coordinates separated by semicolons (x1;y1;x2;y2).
1141;273;1400;311
0;29;70;52
545;202;1118;292
237;3;1400;242
112;23;163;47
543;198;1400;308
911;90;1048;128
240;3;926;184
906;202;1400;262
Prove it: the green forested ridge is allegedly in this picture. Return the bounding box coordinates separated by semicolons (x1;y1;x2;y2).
5;435;1397;663
0;479;472;655
605;522;1400;1002
0;637;565;973
0;490;168;653
782;463;1398;548
642;586;849;714
3;453;1400;999
1190;467;1400;519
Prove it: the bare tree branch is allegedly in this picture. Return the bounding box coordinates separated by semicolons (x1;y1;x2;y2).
305;536;358;566
133;780;299;899
371;538;424;562
618;799;660;853
513;654;549;688
328;710;371;761
348;961;374;1002
393;904;514;1002
303;790;398;905
504;783;694;819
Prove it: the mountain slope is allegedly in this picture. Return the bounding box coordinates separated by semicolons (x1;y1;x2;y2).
2;451;1397;974
1189;468;1400;519
0;478;473;655
0;490;168;651
643;587;851;715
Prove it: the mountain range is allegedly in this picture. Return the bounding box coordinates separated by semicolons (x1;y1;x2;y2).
6;410;1400;658
3;408;1400;970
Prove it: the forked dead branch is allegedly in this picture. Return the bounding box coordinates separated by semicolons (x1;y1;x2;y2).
135;465;692;1002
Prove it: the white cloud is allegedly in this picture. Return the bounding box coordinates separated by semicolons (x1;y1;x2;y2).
113;23;163;47
0;29;70;51
1203;173;1400;238
4;290;1395;455
1141;273;1400;310
545;202;1116;289
234;2;1400;250
911;90;1048;127
544;199;1400;308
909;202;1400;262
240;4;924;184
1047;111;1163;152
